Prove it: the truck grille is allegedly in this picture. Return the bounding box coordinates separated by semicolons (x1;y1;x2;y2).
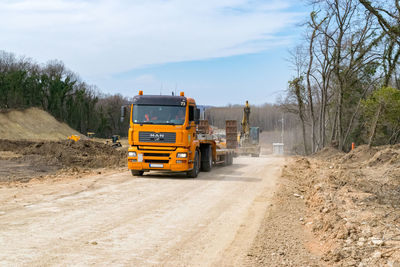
143;153;170;157
139;132;176;143
145;159;169;164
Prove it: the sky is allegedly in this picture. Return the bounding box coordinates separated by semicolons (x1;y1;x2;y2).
0;0;309;106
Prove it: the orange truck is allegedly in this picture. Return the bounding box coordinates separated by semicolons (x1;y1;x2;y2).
121;91;234;178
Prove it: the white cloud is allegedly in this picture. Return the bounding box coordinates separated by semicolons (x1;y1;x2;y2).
0;0;301;76
133;74;157;84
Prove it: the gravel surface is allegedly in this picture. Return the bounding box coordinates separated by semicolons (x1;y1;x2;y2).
0;156;283;266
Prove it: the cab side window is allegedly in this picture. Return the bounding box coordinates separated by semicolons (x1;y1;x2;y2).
189;106;194;122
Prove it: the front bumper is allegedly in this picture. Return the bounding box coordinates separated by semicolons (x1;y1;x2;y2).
127;146;193;172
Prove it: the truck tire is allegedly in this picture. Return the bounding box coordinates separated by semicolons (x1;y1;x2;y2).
201;145;212;172
131;170;144;176
223;154;228;166
187;150;199;178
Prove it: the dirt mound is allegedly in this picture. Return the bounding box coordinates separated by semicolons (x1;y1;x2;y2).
0;107;82;140
285;144;400;266
0;139;126;168
0;139;126;182
294;157;311;168
338;144;400;167
366;144;400;167
313;146;344;161
339;145;379;164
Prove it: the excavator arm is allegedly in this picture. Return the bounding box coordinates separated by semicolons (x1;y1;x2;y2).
241;100;251;142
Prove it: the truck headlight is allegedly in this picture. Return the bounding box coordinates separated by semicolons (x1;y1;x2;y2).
128;151;137;157
177;152;187;158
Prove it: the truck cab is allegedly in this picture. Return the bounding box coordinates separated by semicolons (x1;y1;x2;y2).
125;91;202;177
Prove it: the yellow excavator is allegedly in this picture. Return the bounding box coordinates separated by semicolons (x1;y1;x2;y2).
238;101;261;157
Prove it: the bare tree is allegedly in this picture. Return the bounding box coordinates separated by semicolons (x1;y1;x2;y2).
306;12;327;152
359;0;400;44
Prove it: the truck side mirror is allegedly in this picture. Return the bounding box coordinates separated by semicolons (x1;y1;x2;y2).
120;106;127;123
195;108;200;124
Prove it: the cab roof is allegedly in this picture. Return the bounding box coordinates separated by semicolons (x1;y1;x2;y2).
132;95;187;106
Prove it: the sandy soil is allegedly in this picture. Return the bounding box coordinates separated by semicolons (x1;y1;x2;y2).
0;156;284;266
280;145;400;266
0;108;82;140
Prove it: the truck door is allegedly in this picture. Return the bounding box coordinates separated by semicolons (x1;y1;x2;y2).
188;105;196;142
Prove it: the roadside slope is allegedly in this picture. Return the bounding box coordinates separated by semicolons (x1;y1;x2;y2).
246;158;324;266
251;145;400;266
0;107;81;140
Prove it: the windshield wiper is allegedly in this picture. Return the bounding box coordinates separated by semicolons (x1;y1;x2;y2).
137;122;177;125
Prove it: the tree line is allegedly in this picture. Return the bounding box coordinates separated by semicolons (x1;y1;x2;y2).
0;51;129;138
283;0;400;154
0;49;308;152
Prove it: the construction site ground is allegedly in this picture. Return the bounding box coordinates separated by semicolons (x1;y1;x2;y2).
0;156;284;266
0;139;126;183
1;109;400;266
2;141;400;266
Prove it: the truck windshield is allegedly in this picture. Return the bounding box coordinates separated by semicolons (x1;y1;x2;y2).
132;105;186;125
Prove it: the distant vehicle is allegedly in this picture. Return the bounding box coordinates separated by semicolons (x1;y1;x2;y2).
238;101;261;157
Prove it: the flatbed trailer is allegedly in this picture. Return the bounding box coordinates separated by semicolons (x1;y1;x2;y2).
198;134;234;169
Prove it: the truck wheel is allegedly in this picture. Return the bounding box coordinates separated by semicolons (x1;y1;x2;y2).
131;170;144;176
223;154;228;166
187;151;199;178
201;146;212;172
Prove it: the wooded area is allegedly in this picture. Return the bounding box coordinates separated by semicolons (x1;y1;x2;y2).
0;49;294;143
282;0;400;154
0;51;130;137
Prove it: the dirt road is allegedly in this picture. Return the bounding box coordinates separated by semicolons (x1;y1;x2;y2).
0;156;283;266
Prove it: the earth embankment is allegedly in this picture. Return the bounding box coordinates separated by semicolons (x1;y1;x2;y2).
253;144;400;266
0;107;82;140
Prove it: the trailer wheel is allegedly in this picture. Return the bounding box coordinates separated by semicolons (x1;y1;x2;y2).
131;170;144;176
228;153;233;165
201;145;212;172
187;150;200;178
223;154;228;166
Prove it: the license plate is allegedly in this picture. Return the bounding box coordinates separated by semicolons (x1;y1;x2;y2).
150;163;163;168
